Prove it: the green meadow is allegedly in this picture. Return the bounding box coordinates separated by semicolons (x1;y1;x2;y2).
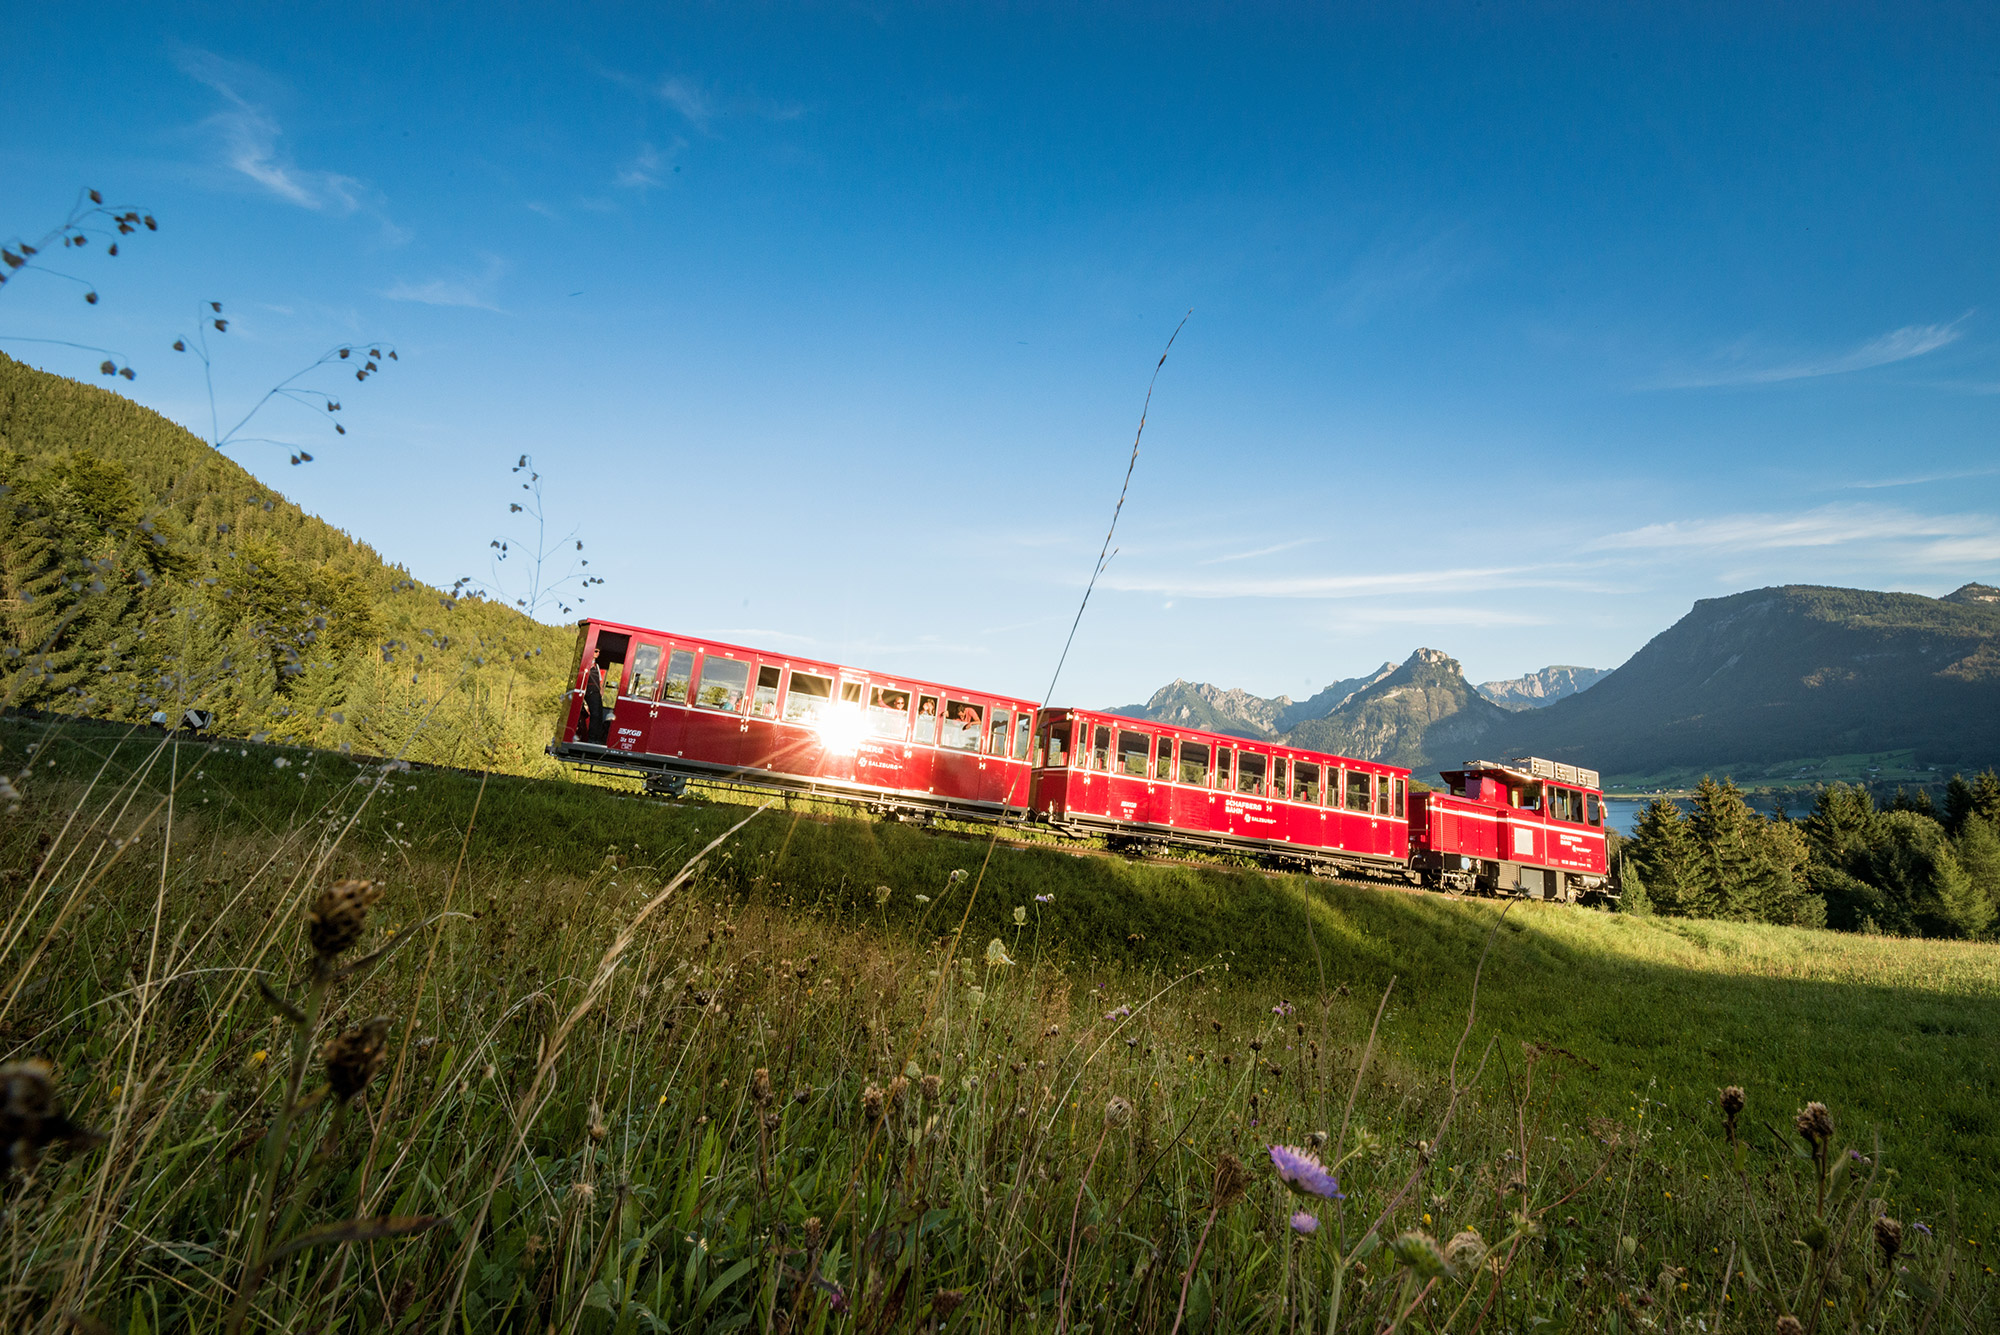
3;714;1995;1331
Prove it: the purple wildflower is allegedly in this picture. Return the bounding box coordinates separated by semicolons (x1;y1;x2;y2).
1034;893;1055;905
1270;1144;1344;1200
1914;1221;1933;1237
1291;1211;1319;1236
810;1276;848;1314
1104;1004;1132;1021
1271;1000;1294;1017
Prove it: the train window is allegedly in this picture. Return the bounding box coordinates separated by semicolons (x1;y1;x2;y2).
1038;721;1071;768
1117;730;1151;777
627;644;662;700
661;650;694;704
1091;725;1112;771
1293;762;1321;804
987;710;1010;756
841;680;863;704
1179;741;1210;786
1376;777;1391;816
1014;713;1032;760
867;687;911;738
912;695;940;745
1551;787;1585;823
1216;748;1232;790
1587;792;1602;827
942;700;984;750
785;671;832;724
694;657;750;712
1393;778;1406;818
1273;758;1288;799
1156;737;1176;782
1345;770;1371;812
1236;751;1266;796
751;665;782;718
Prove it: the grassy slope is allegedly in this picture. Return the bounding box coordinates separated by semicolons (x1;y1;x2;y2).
14;715;1996;1227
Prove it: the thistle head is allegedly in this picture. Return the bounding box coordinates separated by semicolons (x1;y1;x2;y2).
1794;1101;1834;1150
1104;1095;1133;1129
920;1073;943;1102
861;1084;885;1123
1776;1317;1804;1335
1874;1216;1902;1265
1211;1152;1250;1210
887;1076;909;1111
322;1017;390;1103
751;1067;773;1108
1720;1085;1745;1117
308;879;383;962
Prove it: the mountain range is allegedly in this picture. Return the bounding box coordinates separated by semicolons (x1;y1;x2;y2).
1106;584;2000;781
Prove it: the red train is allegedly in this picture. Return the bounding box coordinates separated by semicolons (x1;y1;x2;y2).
550;619;1612;903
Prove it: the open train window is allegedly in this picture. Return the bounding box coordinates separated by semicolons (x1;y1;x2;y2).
914;695;940;745
1091;725;1112;771
1179;741;1210;786
662;650;694;703
785;671;832;723
1216;748;1232;791
694;657;750;712
1376;776;1391;816
942;700;984;750
1014;713;1032;760
1116;730;1150;777
1273;757;1288;799
1345;770;1372;812
1293;762;1321;804
1236;751;1266;796
868;686;911;738
1038;721;1071;768
750;665;782;718
988;710;1011;756
1156;737;1177;782
627;644;662;700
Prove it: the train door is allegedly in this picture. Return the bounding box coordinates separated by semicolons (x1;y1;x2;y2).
931;696;987;802
1028;714;1074;816
1106;726;1154;828
772;666;834;780
737;660;788;775
978;707;1015;807
1173;739;1215;831
611;638;665;754
1154;736;1178;828
683;649;753;770
814;677;868;786
650;646;695;756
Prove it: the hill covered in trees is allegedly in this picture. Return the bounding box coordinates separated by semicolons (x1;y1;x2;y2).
0;353;570;770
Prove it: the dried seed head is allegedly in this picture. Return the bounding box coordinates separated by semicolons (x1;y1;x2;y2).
751;1067;773;1107
587;1100;607;1143
1874;1216;1902;1264
1104;1095;1133;1128
1776;1318;1804;1335
1795;1101;1834;1148
308;879;382;961
1444;1229;1488;1277
803;1215;823;1249
887;1076;909;1111
1305;1130;1329;1150
1212;1152;1250;1210
1720;1086;1746;1117
0;1058;103;1168
322;1017;390;1103
932;1289;966;1317
861;1084;885;1123
920;1074;943;1103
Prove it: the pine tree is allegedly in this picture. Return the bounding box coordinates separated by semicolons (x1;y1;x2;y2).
1953;815;2000;940
1630;798;1700;916
1944;773;1977;836
1689;777;1765;920
1864;811;1983;937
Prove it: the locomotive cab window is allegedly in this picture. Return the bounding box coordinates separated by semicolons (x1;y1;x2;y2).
1118;730;1151;777
1179;741;1210;786
1587;792;1603;827
1551;787;1585;823
1293;762;1321;804
1236;751;1266;796
1156;737;1177;782
694;657;750;712
627;644;663;701
868;687;911;738
988;710;1010;756
1091;725;1112;771
942;700;984;750
661;650;694;704
913;695;940;745
751;665;782;718
785;671;832;724
1346;770;1372;812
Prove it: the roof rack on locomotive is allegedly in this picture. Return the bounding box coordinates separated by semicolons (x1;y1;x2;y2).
1407;756;1613;903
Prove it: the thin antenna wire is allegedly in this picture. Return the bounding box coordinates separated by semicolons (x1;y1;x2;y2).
1043;310;1190;705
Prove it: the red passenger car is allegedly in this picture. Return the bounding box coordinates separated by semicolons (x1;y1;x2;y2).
1407;757;1611;901
549;620;1040;820
1026;708;1413;877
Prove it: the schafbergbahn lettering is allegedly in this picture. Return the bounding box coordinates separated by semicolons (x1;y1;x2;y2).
550;618;1614;905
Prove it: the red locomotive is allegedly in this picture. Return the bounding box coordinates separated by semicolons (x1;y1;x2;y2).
551;619;1611;903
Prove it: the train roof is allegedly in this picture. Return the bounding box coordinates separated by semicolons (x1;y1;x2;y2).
1043;705;1411;777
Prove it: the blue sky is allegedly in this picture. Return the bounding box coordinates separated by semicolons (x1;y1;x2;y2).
5;3;1998;708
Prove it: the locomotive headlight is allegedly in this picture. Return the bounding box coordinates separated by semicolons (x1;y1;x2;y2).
817;703;866;756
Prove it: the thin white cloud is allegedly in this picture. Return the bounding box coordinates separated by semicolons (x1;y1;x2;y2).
1656;317;1969;389
657;78;716;130
653;74;805;130
1200;537;1324;565
1843;465;2000;490
1589;503;2000;568
176;47;374;217
381;256;508;312
1324;605;1553;628
1330;226;1482;324
615;141;682;191
1099;564;1568;600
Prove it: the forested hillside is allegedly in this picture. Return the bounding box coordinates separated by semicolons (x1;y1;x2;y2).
1493;584;2000;776
0;353;571;770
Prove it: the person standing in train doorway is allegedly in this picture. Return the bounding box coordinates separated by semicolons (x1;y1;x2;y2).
583;651;610;743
